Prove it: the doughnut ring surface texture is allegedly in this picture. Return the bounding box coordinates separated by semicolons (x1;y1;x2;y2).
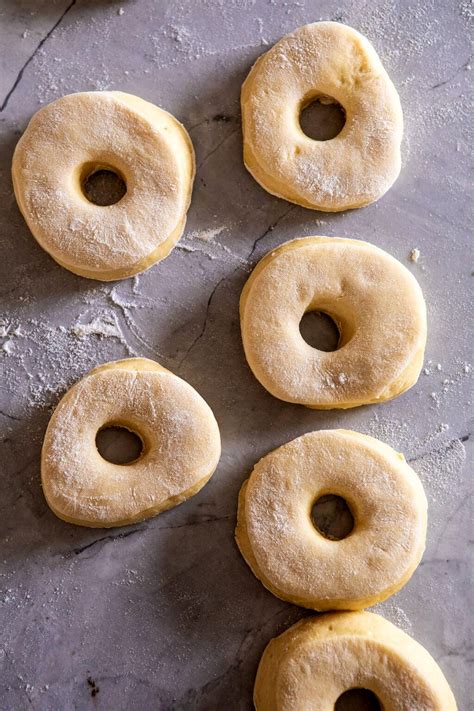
12;91;195;281
241;21;403;211
41;358;221;527
254;611;457;710
235;430;427;611
240;237;427;409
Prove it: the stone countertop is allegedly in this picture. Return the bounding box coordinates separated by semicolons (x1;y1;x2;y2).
0;1;471;709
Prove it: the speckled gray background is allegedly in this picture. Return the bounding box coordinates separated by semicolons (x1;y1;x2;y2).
0;1;472;709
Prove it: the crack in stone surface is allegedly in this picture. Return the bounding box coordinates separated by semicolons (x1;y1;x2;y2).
70;514;232;556
0;0;77;112
419;557;463;567
433;496;471;558
188;114;237;132
148;205;298;371
178;275;227;367
430;55;472;90
71;526;146;556
0;409;23;422
247;205;296;262
155;514;232;531
196;127;240;170
178;606;297;705
407;433;470;462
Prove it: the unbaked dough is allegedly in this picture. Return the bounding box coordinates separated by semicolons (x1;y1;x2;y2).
240;237;427;409
41;358;221;527
254;611;457;710
241;21;403;211
236;429;427;610
12;91;195;280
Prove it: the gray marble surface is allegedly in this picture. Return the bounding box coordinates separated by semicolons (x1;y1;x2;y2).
0;1;472;709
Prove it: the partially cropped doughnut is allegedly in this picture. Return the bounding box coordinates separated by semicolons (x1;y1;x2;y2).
240;237;427;409
41;358;221;527
241;22;403;211
12;91;195;280
254;611;457;710
236;430;427;610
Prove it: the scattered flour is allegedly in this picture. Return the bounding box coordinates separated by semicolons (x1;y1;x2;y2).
0;310;135;411
366;395;469;479
411;438;467;504
425;359;472;409
178;225;250;269
71;312;123;340
1;340;15;355
186;226;227;243
371;600;413;634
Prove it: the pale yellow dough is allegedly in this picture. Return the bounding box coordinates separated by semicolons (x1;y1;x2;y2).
254;611;457;710
236;430;427;611
12;91;195;280
240;237;427;409
41;358;221;527
241;21;403;211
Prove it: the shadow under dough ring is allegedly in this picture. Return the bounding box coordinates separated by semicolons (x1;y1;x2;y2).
254;612;457;710
12;91;195;280
240;237;427;409
241;21;403;211
236;430;427;610
41;358;221;527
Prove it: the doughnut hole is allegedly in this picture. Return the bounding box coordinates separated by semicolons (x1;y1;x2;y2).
311;494;355;540
80;162;127;206
299;94;346;141
335;688;382;710
96;425;144;465
299;310;341;352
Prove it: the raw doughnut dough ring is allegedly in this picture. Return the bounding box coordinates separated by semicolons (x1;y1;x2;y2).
41;358;221;527
241;22;403;211
236;430;427;611
12;91;195;281
240;237;427;409
254;611;457;710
